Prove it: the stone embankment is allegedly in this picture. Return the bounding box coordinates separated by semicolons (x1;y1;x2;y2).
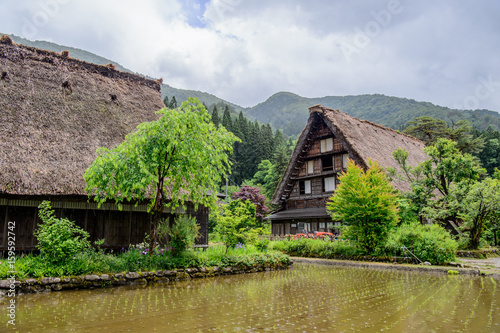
0;262;291;295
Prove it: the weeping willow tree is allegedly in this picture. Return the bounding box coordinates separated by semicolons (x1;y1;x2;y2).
84;97;240;253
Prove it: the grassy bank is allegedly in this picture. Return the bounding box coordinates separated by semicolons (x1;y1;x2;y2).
0;245;290;280
270;237;457;265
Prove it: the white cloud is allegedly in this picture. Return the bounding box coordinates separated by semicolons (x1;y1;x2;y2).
0;0;499;111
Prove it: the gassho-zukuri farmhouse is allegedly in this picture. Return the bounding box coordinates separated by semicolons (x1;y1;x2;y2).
266;104;429;236
0;36;209;250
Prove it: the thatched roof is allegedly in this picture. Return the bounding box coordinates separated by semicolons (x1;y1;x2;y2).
0;36;165;196
271;104;429;205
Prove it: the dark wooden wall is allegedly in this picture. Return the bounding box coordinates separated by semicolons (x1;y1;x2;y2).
0;200;209;251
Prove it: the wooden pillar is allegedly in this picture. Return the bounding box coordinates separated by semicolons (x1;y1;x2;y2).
128;210;132;246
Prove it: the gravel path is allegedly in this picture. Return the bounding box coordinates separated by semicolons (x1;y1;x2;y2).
458;256;500;274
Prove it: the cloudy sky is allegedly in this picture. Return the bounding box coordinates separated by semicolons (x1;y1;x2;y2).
1;0;499;111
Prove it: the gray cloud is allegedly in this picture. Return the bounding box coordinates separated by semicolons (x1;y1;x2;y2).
1;0;499;111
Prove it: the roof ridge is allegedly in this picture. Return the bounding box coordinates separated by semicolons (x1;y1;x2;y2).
0;34;162;88
310;104;423;143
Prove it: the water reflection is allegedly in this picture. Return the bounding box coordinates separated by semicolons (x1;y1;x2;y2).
3;263;499;332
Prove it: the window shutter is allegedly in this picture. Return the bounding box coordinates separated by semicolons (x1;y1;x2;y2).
307;160;314;174
326;138;333;151
324;177;335;192
304;180;311;194
342;153;349;168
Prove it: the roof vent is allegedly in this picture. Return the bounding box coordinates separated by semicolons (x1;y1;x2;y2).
62;80;72;94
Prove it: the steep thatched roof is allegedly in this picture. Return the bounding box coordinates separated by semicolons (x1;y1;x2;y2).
0;36;165;196
271;104;429;205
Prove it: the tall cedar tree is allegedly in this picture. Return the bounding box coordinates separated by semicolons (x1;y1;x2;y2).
169;96;178;109
327;159;399;254
222;105;232;132
84;98;239;254
211;106;220;127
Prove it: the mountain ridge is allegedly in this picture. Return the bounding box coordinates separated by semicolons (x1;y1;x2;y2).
4;33;500;137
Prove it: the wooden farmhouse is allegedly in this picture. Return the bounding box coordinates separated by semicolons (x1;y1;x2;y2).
0;36;209;251
267;104;429;236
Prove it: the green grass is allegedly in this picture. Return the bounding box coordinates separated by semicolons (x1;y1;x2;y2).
0;245;290;280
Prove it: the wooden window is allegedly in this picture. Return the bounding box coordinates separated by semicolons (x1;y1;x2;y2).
321;155;333;171
323;176;335;192
342;153;349;168
291;223;297;228
307;160;314;174
327;222;334;228
320;138;333;153
319;222;326;229
299;180;311;194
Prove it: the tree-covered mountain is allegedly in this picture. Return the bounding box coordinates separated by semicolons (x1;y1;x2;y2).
7;34;133;73
162;85;244;114
6;33;500;138
245;92;500;137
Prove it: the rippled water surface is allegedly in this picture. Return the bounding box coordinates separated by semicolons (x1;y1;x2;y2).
3;263;499;332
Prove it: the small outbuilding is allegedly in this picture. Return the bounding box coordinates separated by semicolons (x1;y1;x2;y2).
267;104;429;236
0;36;208;250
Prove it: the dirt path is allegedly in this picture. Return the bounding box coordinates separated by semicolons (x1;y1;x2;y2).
291;256;500;279
457;256;500;275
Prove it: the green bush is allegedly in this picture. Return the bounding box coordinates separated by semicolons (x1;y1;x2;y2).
0;244;290;279
271;238;362;258
35;201;91;264
160;215;200;256
386;222;458;264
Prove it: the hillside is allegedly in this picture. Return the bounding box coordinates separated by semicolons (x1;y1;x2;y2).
7;34;133;73
161;85;244;114
6;34;500;137
245;92;500;137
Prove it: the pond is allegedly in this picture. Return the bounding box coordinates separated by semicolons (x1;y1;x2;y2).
3;263;499;332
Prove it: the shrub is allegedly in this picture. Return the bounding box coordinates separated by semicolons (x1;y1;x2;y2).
216;200;257;251
35;201;91;264
386;222;458;264
161;215;200;256
327;159;399;254
271;238;362;258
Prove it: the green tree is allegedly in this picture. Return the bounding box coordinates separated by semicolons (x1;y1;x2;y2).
403;116;448;145
472;126;500;175
163;95;169;107
35;201;91;264
392;139;485;223
84;98;239;253
216;200;258;252
159;215;200;256
260;124;274;161
421;138;483;197
222;105;232;132
403;116;484;154
169;96;178;109
458;178;500;249
211;106;220;127
327;159;399;254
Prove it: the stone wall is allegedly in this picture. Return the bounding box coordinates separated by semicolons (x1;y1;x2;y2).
0;262;292;295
